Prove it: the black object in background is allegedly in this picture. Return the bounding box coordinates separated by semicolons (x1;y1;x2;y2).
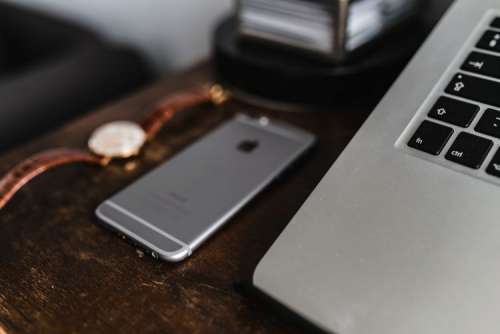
0;3;153;153
213;0;455;110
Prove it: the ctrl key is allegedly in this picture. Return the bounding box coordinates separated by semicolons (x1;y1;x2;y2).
408;120;453;155
445;132;493;169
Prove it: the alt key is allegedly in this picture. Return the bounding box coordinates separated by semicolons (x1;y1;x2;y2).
486;148;500;177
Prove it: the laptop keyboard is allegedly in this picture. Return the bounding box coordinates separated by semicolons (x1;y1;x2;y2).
400;12;500;184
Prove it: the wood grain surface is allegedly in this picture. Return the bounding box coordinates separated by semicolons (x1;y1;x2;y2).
0;63;383;334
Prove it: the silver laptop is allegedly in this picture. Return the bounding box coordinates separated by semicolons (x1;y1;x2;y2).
253;1;500;333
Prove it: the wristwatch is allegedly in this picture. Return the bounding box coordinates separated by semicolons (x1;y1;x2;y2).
0;84;230;210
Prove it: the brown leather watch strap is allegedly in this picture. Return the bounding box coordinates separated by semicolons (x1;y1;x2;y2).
0;84;230;211
0;149;107;210
140;84;230;140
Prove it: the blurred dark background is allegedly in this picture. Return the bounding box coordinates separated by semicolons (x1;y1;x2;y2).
0;0;231;153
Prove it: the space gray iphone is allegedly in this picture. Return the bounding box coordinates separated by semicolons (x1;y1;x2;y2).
96;114;315;262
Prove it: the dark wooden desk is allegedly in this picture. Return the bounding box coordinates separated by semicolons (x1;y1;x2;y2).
0;63;379;334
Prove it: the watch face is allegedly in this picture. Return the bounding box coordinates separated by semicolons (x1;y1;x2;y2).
88;121;146;158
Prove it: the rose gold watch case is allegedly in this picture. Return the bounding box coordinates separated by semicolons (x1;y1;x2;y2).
88;121;147;159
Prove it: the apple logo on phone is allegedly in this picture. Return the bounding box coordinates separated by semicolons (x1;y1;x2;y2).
238;139;259;153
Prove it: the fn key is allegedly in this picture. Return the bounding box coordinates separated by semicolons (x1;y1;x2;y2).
408;121;453;155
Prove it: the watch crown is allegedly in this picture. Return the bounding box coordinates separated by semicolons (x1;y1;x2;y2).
209;85;230;105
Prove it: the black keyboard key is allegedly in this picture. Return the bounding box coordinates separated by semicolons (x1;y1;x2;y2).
408;121;453;155
475;108;500;138
486;148;500;177
461;51;500;79
445;132;492;169
477;30;500;53
445;73;500;108
428;96;479;127
491;17;500;29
